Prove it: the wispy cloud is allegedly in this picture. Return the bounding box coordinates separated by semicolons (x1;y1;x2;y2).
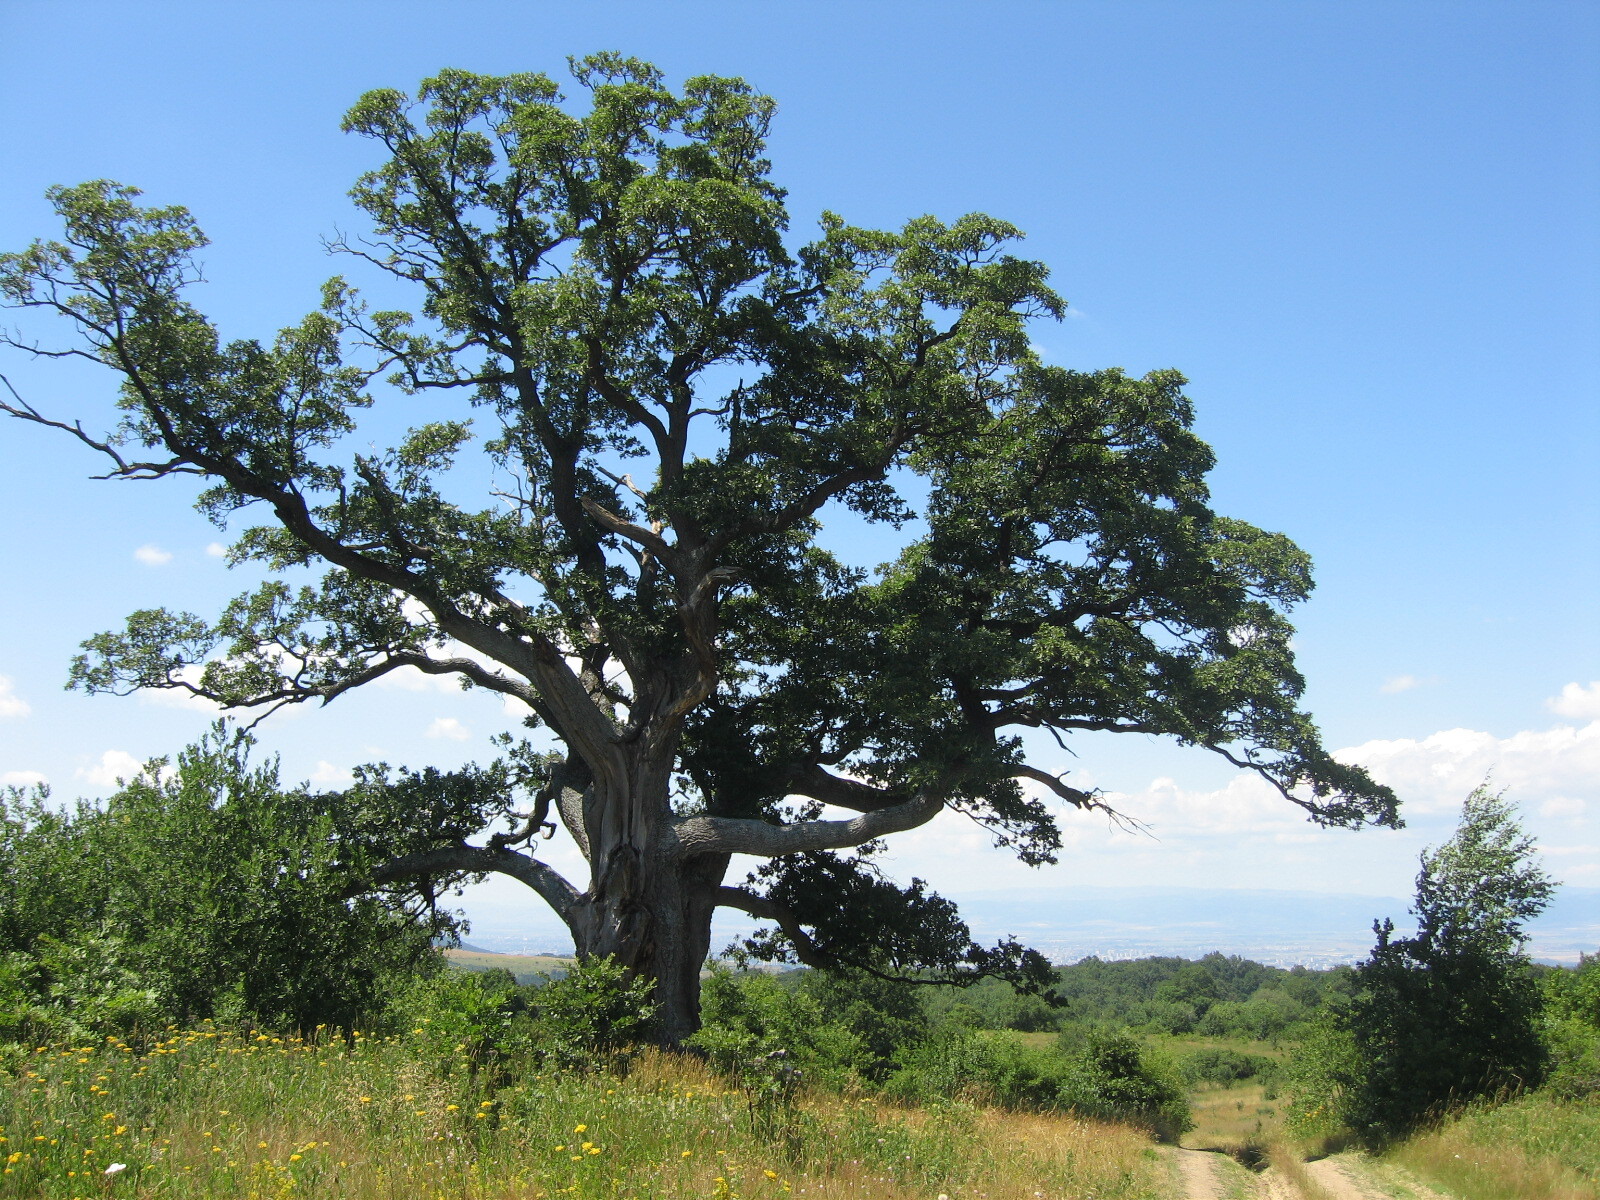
205;542;228;558
1380;674;1425;694
1;769;47;788
134;544;174;566
0;675;31;718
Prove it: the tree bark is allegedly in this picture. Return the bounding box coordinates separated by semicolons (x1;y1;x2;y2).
560;748;731;1044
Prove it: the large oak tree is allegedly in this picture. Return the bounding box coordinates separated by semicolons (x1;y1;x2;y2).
1;57;1397;1040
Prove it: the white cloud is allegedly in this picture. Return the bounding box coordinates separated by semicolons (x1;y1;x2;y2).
1338;720;1600;816
1380;674;1423;694
870;704;1600;897
1;769;47;788
77;749;147;789
134;544;173;566
1541;795;1588;819
205;541;228;558
308;760;351;786
377;666;463;694
1548;681;1600;721
427;717;471;741
0;675;31;718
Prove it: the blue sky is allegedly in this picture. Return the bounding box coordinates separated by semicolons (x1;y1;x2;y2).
1;2;1596;946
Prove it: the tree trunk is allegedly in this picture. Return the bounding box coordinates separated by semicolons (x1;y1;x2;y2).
564;754;730;1044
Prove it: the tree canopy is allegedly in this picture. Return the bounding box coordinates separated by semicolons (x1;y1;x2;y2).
0;56;1398;1039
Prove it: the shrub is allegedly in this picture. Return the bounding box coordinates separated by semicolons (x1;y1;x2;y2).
1182;1046;1279;1086
0;725;447;1036
886;1025;1190;1140
384;964;528;1071
689;965;864;1090
1543;951;1600;1099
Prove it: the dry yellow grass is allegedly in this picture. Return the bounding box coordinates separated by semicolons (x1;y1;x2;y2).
1386;1115;1600;1200
1184;1082;1283;1154
2;1027;1169;1199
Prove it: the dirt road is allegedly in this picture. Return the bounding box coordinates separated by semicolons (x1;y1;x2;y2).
1170;1148;1233;1199
1167;1147;1457;1200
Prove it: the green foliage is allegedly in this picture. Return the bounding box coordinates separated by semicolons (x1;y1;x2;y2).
1179;1046;1281;1087
794;966;928;1080
1287;787;1556;1143
885;1022;1190;1140
1542;952;1600;1099
689;967;866;1090
918;951;1337;1038
385;966;529;1073
528;955;658;1070
0;724;445;1038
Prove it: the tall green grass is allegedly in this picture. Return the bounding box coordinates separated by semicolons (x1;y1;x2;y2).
1384;1091;1600;1200
1;1022;1169;1199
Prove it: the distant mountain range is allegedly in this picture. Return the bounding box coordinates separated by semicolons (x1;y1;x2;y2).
455;884;1599;967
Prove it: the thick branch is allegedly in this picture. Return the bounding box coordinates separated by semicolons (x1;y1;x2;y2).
784;764;908;813
579;496;681;567
367;843;581;924
712;886;830;969
668;790;943;858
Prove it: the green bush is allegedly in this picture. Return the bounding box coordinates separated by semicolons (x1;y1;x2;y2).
384;964;528;1072
0;724;446;1037
885;1025;1190;1140
1542;952;1600;1099
529;954;657;1070
689;966;865;1090
1181;1046;1280;1086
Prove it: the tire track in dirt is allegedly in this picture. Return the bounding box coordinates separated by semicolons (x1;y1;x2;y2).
1171;1147;1231;1199
1170;1145;1461;1200
1302;1153;1455;1200
1298;1155;1386;1200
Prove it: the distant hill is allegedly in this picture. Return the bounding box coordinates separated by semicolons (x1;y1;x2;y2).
443;947;572;984
452;884;1598;968
935;884;1600;967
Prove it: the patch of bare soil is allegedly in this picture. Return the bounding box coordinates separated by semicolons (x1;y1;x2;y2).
1172;1147;1232;1199
1267;1171;1315;1200
1302;1152;1455;1200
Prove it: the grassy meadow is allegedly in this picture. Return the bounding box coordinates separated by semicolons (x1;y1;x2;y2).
0;1022;1170;1200
1379;1092;1600;1200
443;950;573;986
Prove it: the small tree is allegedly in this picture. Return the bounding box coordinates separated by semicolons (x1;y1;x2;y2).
1;57;1398;1041
0;725;447;1035
1297;785;1555;1142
